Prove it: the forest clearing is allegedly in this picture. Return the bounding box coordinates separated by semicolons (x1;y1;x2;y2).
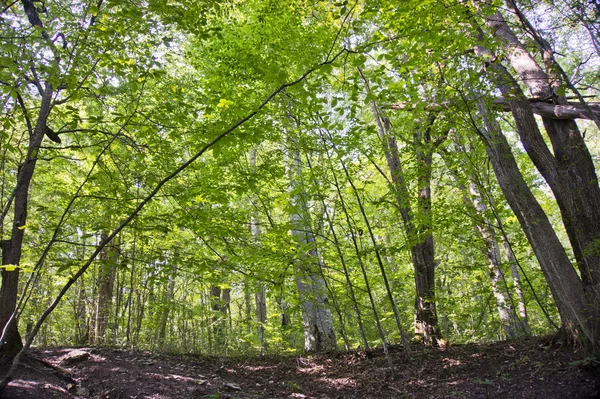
1;0;600;397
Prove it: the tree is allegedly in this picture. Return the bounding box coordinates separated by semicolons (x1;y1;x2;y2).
90;233;119;345
0;0;160;358
475;98;591;344
287;132;336;352
474;3;600;348
1;3;599;392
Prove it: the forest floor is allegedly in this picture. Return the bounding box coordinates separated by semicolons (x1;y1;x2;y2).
1;336;599;398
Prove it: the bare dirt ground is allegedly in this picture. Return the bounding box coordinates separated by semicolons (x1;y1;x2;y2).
1;336;599;398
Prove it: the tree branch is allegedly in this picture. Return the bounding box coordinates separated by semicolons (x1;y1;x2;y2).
388;99;600;121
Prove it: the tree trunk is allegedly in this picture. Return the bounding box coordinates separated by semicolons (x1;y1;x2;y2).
0;244;22;360
476;99;593;345
249;147;268;354
0;84;53;359
288;140;336;352
443;147;523;339
308;155;370;350
255;285;267;353
468;181;520;338
157;265;176;347
369;101;441;346
92;233;118;345
324;146;394;361
503;240;530;334
73;281;89;345
412;121;442;346
484;8;600;348
390;99;600;121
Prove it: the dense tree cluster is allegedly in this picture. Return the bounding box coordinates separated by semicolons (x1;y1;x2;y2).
1;0;599;388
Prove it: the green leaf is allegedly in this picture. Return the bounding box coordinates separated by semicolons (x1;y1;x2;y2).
319;64;333;74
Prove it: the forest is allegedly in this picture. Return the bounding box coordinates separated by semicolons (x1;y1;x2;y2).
0;0;599;397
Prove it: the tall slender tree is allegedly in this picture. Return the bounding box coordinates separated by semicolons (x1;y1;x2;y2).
287;133;336;352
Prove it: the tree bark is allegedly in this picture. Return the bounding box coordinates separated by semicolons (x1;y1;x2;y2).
0;83;53;359
157;263;175;348
249;147;268;354
288;140;336;352
496;100;600;121
484;9;600;348
390;99;600;121
468;181;521;338
443;146;524;339
369;101;442;346
92;233;118;346
210;285;230;351
503;240;530;334
308;155;370;351
476;99;593;345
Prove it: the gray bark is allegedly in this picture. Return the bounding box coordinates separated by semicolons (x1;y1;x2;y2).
157;264;176;347
443;146;523;339
503;240;530;333
288;140;336;352
390;99;600;121
467;181;521;338
249;147;268;354
210;285;231;352
92;233;118;345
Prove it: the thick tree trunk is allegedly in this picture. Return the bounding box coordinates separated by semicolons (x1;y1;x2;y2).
0;84;53;359
0;248;22;360
476;99;593;345
484;9;600;348
288;142;336;352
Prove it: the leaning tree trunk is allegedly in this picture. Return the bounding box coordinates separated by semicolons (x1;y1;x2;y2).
444;146;523;338
483;7;600;348
287;139;336;352
0;84;53;359
476;99;593;345
468;181;521;338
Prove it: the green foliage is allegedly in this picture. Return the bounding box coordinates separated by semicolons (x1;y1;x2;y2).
2;0;596;356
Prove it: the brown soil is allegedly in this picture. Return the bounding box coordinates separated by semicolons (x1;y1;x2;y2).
1;336;599;398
